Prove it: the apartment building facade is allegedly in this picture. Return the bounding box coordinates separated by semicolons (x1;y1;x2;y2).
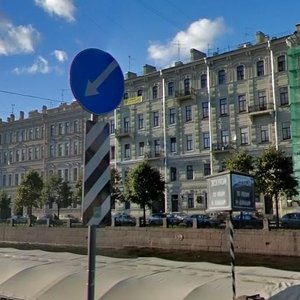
0;26;298;215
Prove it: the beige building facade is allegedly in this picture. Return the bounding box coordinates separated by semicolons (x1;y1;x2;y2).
0;28;297;216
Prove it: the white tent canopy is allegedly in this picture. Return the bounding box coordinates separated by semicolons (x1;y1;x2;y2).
0;248;300;300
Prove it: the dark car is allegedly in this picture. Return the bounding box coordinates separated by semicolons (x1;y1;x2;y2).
114;214;136;226
147;213;167;226
231;213;263;229
281;212;300;229
183;214;220;228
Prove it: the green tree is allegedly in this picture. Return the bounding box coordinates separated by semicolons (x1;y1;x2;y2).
224;150;254;174
42;174;73;218
125;161;165;224
74;176;83;207
255;146;298;228
111;168;125;207
15;170;43;216
0;190;11;219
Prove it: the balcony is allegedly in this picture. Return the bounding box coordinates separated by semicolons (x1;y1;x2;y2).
144;150;164;160
175;88;197;102
248;103;274;118
212;143;233;153
114;128;133;138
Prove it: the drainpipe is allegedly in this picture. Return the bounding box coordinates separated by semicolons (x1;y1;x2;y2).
160;70;168;213
204;58;213;174
268;40;279;150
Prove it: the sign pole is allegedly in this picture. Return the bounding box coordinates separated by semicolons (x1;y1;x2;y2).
87;113;98;300
229;211;236;300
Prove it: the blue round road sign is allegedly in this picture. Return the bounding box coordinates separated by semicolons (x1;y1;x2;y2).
70;48;124;114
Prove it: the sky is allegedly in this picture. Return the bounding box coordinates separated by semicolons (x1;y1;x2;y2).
0;0;300;121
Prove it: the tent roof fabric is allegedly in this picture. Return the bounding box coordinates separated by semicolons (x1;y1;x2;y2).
0;248;300;300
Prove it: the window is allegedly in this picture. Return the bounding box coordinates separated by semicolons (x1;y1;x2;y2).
28;148;32;160
240;127;249;145
153;111;160;127
123;92;128;99
8;174;12;187
200;74;207;88
28;128;33;140
184;78;190;95
124;144;130;158
21;149;26;161
137;89;143;96
258;91;267;109
110;120;115;134
279;87;289;106
34;127;40;139
111;146;115;159
202;101;209;119
58;144;63;157
154;139;160;156
41;146;44;159
15;150;20;162
169;108;176;124
170;167;177;181
34;147;39;159
2;174;6;187
170;137;177;153
260;125;269;143
74;120;79;132
186;134;193;151
73;168;78;182
65;143;69;156
152;85;158;99
238;94;247;112
257;60;264;76
204;163;211;176
3;151;7;164
138;142;144;156
138;114;144;129
168;81;174;96
73;141;78;155
277;55;286;72
236;65;244;80
123;117;129;132
221;130;229;147
203;132;210;149
15;173;19;186
218;69;225;85
186;165;193;180
187;194;194;209
58;123;63;135
65;122;70;134
185;105;192;122
9;151;13;164
64;169;69;182
282;122;291;140
220;98;228;116
50;125;55;136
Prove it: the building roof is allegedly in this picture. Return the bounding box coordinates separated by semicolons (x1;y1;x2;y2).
0;248;299;299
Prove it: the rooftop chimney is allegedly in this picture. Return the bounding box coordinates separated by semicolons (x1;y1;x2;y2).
295;23;300;33
125;71;137;79
190;48;206;61
143;64;156;75
256;31;268;44
10;114;15;122
19;111;24;120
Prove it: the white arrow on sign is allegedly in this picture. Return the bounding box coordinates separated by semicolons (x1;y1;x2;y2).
85;60;119;97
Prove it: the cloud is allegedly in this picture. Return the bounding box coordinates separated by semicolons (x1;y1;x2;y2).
0;19;40;55
148;17;228;66
34;0;76;22
13;56;50;75
52;49;68;62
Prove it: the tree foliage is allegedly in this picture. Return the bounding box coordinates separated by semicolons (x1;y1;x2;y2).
74;176;83;206
0;190;11;219
15;170;44;216
224;150;254;174
42;174;73;218
255;146;298;227
125;161;165;223
111;168;125;206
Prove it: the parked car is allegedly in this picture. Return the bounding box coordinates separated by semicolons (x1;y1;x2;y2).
9;215;29;224
147;213;181;226
281;212;300;229
114;214;136;226
147;213;167;225
231;213;263;229
171;212;189;224
60;214;80;223
183;214;220;228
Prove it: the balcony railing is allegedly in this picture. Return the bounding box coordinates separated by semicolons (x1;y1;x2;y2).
212;143;233;153
248;103;274;115
175;88;197;101
114;128;133;138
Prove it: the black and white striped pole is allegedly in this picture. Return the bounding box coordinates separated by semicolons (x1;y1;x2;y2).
229;211;236;300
